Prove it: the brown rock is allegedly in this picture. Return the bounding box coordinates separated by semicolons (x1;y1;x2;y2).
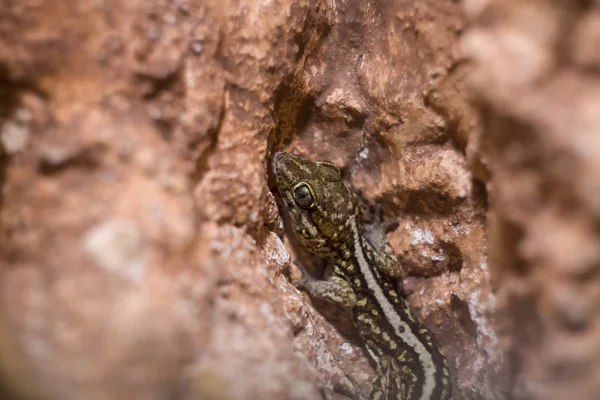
0;0;526;399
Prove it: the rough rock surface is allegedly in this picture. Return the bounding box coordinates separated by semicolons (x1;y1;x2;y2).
0;0;593;400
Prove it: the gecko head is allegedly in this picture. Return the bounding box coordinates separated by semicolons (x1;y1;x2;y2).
271;152;359;255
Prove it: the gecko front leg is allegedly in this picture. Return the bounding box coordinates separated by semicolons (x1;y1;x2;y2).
362;205;405;280
293;260;357;308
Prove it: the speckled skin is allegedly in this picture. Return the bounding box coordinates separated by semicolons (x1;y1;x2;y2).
272;152;450;400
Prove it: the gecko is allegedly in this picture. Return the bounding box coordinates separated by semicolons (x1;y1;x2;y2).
271;152;451;400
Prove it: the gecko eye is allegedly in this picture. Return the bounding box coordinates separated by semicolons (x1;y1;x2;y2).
293;183;315;209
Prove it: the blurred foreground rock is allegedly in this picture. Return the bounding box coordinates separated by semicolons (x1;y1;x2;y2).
464;1;600;400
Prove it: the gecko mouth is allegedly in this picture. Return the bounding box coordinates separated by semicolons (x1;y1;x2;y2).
270;151;286;176
267;151;286;190
270;151;295;187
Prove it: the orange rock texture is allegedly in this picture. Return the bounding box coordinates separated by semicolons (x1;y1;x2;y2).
0;0;597;399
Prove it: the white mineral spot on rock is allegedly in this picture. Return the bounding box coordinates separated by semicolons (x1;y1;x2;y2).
431;253;446;262
83;219;149;282
412;228;434;245
40;145;72;166
305;321;314;336
1;121;29;154
358;146;369;159
339;342;355;355
191;41;203;54
249;210;258;222
468;288;500;364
